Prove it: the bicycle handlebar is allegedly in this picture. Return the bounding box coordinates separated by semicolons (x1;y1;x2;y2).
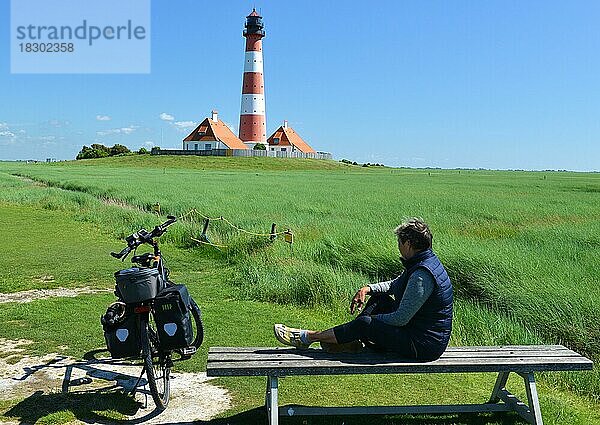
111;215;177;260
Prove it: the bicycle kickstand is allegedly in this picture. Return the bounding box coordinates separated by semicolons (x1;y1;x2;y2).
128;365;146;397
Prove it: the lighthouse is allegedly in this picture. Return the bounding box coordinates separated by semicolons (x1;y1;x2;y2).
239;9;267;149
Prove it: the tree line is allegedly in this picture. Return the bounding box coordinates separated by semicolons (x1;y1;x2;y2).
76;144;151;159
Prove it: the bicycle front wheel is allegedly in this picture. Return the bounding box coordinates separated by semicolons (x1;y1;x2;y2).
140;314;171;409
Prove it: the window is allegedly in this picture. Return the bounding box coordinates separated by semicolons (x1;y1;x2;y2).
194;143;198;150
270;148;275;151
281;148;287;152
273;138;279;145
204;143;211;150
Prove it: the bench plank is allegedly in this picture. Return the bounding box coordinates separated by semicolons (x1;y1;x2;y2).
209;345;570;353
209;349;583;362
208;357;592;377
207;345;592;377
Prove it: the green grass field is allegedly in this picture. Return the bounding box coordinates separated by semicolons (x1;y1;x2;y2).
0;156;599;424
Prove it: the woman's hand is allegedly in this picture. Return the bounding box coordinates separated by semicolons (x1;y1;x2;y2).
350;286;370;314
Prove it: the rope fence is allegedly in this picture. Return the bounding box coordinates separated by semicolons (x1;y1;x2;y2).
173;208;293;250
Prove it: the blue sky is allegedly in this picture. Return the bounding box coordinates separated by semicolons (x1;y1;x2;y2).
0;0;599;170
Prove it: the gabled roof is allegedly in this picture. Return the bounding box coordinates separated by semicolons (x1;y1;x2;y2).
208;119;248;149
270;131;290;146
248;9;261;17
183;117;248;150
267;125;316;153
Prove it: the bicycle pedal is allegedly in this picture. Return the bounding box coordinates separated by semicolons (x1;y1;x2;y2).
181;346;197;356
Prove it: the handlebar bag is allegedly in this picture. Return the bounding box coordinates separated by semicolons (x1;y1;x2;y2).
153;284;194;350
115;267;161;304
102;312;141;358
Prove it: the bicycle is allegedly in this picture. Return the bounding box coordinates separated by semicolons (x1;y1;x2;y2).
101;215;204;409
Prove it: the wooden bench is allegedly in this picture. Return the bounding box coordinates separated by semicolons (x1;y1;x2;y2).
207;345;592;425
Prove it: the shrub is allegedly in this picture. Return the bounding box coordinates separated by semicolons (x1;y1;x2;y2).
76;145;109;160
110;144;130;156
76;143;131;159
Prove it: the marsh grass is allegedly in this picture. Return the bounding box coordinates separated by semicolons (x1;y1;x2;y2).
1;158;599;412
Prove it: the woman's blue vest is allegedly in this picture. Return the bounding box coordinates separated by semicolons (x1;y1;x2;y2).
393;248;453;359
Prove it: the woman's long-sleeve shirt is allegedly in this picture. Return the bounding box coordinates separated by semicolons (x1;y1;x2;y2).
368;268;435;327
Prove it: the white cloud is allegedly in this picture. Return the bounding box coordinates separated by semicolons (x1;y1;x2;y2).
39;135;56;141
173;121;196;130
143;141;155;148
96;126;138;137
0;123;7;129
0;131;16;145
120;126;137;135
96;115;111;121
97;129;120;136
160;113;175;121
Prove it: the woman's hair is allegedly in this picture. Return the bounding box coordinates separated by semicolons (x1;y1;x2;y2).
394;218;432;250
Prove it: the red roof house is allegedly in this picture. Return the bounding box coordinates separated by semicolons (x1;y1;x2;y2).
183;111;248;151
267;121;316;154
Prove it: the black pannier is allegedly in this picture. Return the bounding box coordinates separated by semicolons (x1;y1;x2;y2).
115;267;162;304
103;312;141;358
153;284;194;350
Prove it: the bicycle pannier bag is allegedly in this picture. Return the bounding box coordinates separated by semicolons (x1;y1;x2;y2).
115;267;161;303
103;313;141;358
153;284;194;350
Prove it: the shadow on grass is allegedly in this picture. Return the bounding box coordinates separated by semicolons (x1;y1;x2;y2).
4;390;140;425
190;406;526;425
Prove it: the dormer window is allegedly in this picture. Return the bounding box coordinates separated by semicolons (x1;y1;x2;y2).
273;138;280;145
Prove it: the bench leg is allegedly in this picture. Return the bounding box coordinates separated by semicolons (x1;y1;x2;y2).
488;371;510;403
265;375;279;425
489;371;543;425
521;372;544;425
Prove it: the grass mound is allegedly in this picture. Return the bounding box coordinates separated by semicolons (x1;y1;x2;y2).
49;154;353;171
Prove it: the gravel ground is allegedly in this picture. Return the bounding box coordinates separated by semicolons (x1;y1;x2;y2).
0;338;231;424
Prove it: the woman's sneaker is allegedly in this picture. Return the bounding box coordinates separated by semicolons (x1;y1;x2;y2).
274;324;310;349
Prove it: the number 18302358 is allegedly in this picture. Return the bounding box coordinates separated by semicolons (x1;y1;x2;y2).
19;43;74;53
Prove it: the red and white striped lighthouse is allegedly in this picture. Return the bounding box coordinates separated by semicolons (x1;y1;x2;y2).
239;9;267;149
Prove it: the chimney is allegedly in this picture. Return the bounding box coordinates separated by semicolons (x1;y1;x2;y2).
283;120;288;129
211;110;218;122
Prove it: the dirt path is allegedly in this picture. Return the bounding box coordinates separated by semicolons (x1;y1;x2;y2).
0;339;231;424
0;287;112;304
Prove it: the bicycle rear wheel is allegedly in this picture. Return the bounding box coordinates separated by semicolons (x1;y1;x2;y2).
140;314;171;409
190;297;204;349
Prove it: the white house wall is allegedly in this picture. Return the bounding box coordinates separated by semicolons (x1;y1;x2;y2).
183;141;227;150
